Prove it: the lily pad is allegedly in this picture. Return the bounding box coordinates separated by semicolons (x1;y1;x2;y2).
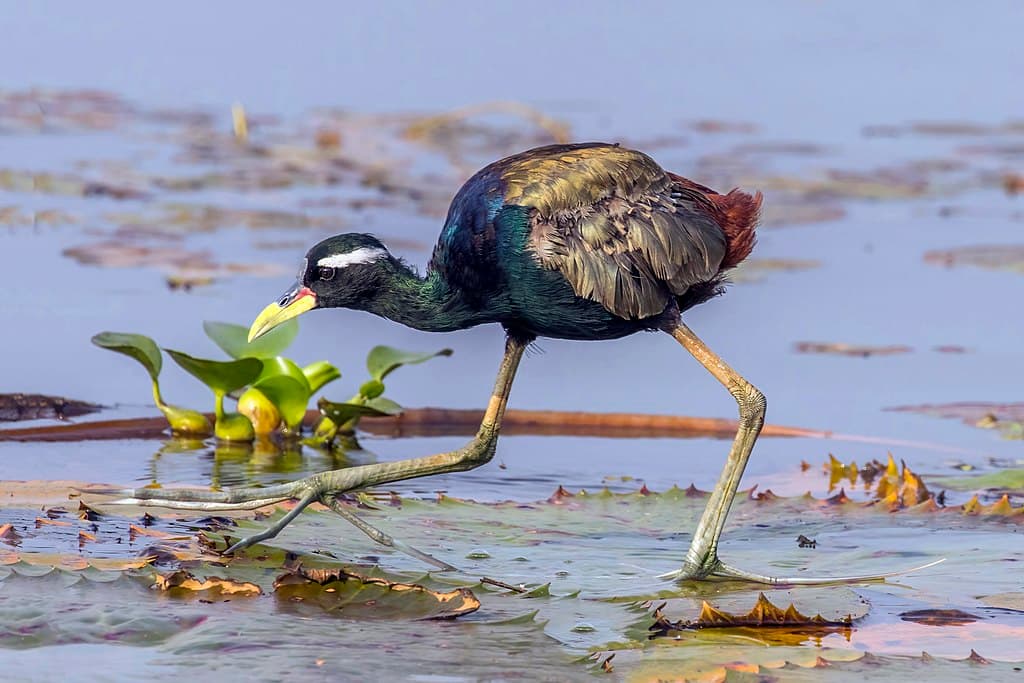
273;563;480;620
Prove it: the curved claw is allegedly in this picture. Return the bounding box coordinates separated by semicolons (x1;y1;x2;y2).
659;557;946;585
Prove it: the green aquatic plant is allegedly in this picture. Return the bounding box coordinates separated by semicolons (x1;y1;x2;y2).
313;346;452;447
90;332;212;437
92;322;449;446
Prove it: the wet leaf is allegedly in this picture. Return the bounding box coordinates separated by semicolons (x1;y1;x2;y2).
0;393;101;422
979;593;1024;612
91;332;162;382
900;609;981;626
365;346;452;381
165;350;262;395
652;592;864;632
272;563;480;620
203;319;298;359
154;569;262;598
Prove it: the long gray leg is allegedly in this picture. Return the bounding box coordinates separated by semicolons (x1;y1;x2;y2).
664;322;942;584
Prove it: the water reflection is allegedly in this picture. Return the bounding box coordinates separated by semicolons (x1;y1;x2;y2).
147;436;371;490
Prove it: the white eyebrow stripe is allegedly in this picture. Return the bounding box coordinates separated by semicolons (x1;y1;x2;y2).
317;248;387;269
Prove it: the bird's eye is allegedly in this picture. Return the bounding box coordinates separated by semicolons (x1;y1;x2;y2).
318;266;335;281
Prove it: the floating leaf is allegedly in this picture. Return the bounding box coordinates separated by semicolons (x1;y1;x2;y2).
365;346;452;381
165;350;262;395
927;470;1024;493
203;319;299;359
980;592;1024;611
154;569;262;598
0;394;101;422
272;563;480;620
900;609;981;626
650;591;866;633
91;332;162;382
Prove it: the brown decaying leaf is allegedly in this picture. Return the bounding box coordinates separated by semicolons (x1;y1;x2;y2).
0;524;21;543
273;563;480;620
924;245;1024;274
153;569;262;597
0;393;101;422
826;454;1023;515
129;524;191;541
899;609;981;626
34;517;71;528
651;593;858;632
0;550;153;571
794;341;913;358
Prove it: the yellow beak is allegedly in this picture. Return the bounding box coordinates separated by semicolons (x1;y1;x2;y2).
247;285;317;342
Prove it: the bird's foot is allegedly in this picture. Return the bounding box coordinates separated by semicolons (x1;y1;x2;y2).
80;475;457;571
658;552;946;585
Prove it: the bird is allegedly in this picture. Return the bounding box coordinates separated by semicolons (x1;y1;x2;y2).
101;142;902;583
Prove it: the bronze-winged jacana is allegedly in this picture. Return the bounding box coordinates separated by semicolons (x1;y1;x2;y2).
103;143;906;583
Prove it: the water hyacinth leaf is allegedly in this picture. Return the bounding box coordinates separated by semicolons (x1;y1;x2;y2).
165;350;263;395
364;397;403;415
318;397;397;425
203;319;298;359
256;356;311;394
365;346;452;381
253;375;310;430
91;332;162;382
302;361;341;394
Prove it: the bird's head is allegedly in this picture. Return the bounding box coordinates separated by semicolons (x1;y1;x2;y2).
247;234;394;341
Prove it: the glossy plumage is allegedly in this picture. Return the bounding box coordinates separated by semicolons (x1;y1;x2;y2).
299;142;761;341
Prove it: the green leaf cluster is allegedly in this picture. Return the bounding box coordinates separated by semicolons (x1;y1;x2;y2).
92;322;450;447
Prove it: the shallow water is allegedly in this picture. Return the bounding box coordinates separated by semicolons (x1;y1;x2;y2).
2;2;1024;680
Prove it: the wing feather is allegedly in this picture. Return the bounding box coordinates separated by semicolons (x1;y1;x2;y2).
517;146;728;319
